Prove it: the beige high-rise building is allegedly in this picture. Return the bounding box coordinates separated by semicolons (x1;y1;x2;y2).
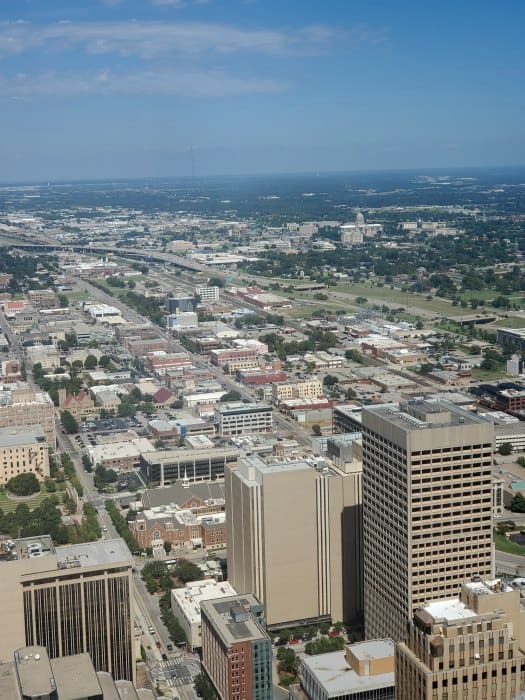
362;399;494;641
0;383;56;447
396;578;525;699
0;536;135;683
0;426;49;485
226;453;362;628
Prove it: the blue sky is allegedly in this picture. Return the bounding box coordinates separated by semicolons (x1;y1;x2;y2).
0;0;524;181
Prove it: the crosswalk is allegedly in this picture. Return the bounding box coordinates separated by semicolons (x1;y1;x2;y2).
151;656;201;688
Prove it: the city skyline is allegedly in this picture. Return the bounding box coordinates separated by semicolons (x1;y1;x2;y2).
0;0;524;181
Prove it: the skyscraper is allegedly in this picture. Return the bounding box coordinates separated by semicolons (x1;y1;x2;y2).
0;536;135;682
362;400;494;641
396;578;525;699
226;453;362;628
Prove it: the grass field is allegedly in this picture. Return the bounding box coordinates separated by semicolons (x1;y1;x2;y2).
470;367;508;382
333;282;455;315
65;291;89;303
494;532;525;557
0;489;64;513
491;317;525;329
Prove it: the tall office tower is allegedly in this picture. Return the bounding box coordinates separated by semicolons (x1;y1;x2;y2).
0;537;135;683
396;579;525;700
201;594;272;700
362;400;494;641
226;453;362;628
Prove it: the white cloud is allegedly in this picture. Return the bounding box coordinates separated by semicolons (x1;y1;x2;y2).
0;19;373;59
0;68;288;99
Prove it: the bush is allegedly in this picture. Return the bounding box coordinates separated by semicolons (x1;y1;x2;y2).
105;500;141;553
7;472;40;496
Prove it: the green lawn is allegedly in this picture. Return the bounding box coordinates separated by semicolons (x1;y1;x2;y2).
0;488;64;513
494;532;525;557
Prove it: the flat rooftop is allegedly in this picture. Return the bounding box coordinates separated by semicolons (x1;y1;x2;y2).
363;399;489;431
201;594;268;646
14;647;55;697
422;598;476;623
173;580;238;624
51;654;102;699
302;644;395;697
350;639;395;662
237;454;312;484
0;426;46;448
55;538;132;569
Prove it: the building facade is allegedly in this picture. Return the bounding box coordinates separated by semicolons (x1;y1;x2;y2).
196;286;220;304
396;579;525;700
226;454;362;628
0;426;49;485
215;403;272;437
0;384;56;447
272;379;323;403
171;580;238;651
362;400;494;642
0;537;135;683
201;594;272;700
139;446;239;485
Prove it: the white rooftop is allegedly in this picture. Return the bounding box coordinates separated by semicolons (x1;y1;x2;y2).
302;642;395;698
172;580;237;624
423;598;476;622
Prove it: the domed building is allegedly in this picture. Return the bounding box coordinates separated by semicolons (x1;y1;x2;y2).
340;211;383;247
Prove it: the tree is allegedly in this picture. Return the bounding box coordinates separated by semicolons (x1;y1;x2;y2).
84;355;98;370
60;410;79;434
194;673;217;700
58;293;69;308
499;442;513;456
510;493;525;513
323;374;339;387
7;472;40;496
345;349;364;364
277;647;299;675
163;541;172;555
99;355;112;369
174;559;204;583
220;390;241;403
312;424;322;436
94;465;118;491
207;276;225;288
277;629;292;644
81;454;93;473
